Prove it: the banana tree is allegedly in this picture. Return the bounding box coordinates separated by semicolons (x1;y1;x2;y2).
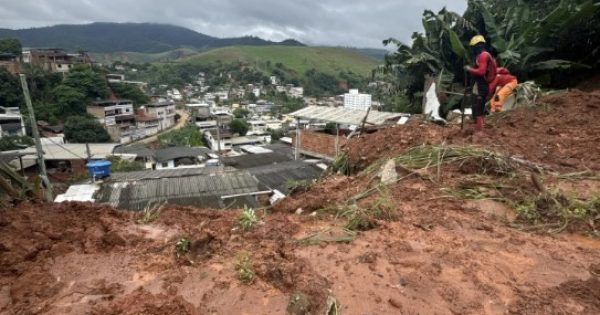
468;0;599;73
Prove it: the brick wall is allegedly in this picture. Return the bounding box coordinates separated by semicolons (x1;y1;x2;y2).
292;130;347;158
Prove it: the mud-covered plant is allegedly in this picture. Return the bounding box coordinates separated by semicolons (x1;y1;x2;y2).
331;153;351;175
238;206;259;230
514;192;600;234
368;188;399;220
175;237;191;258
138;200;165;224
234;251;254;284
287;179;313;194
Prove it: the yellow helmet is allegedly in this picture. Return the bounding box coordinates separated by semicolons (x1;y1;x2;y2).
469;35;486;46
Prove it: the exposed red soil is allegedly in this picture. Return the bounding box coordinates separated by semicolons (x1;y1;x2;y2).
1;90;600;315
346;90;600;172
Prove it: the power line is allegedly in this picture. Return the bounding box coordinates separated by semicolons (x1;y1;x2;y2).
44;137;88;160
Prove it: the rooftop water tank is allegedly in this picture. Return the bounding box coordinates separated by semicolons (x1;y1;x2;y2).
86;160;112;179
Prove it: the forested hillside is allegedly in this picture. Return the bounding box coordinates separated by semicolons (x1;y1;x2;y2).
0;22;303;53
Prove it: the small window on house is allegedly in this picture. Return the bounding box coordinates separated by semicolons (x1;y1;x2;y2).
161;162;169;168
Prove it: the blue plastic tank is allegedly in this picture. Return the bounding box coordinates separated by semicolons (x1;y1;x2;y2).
86;160;112;179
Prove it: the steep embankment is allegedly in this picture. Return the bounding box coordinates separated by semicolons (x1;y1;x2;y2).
1;90;600;315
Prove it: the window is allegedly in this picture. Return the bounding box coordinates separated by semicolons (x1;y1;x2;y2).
161;162;169;168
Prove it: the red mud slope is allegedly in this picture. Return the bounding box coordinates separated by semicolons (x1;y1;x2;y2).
1;90;600;315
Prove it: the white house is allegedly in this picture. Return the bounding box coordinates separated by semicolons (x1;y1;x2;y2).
343;89;372;111
289;87;304;99
154;147;211;170
247;120;268;136
204;129;233;152
146;98;176;131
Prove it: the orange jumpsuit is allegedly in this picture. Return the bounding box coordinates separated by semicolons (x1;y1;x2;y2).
491;68;518;112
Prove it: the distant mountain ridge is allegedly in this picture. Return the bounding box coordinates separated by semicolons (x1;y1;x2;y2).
0;22;304;53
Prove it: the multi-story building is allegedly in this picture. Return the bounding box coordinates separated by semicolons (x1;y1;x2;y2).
204;129;233;152
247;120;268;136
146;97;176;131
0;53;21;75
343;89;372;111
186;103;211;122
0;107;25;137
22;49;91;73
87;100;135;143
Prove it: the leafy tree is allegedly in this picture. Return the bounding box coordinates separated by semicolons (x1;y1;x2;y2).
0;136;34;151
0;38;22;55
106;156;145;172
64;65;109;100
382;0;600;107
303;69;342;97
51;85;87;117
158;124;205;147
233;108;250;118
0;68;23;108
229;119;249;136
109;82;150;106
64;116;112;143
269;129;283;143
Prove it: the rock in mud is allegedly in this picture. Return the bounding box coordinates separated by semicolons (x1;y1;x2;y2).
380;159;398;185
287;292;310;315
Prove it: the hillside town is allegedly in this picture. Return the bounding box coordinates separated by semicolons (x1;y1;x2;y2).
0;44;403;209
1;1;600;314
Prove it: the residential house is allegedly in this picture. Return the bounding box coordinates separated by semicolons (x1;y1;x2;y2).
0;53;21;75
20;142;118;173
247;120;268;136
146;97;176;131
186;103;211;121
154;147;213;170
134;112;161;138
289;87;304;99
22;49;92;73
0;107;25;137
87;99;135;143
113;145;218;170
204;129;233;152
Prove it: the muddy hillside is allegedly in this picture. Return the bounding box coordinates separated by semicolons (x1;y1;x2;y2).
1;90;600;315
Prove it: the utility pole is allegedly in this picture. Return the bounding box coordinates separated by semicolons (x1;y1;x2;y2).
216;116;222;155
19;74;53;202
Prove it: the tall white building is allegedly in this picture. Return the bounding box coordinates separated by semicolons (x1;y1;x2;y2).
343;89;372;111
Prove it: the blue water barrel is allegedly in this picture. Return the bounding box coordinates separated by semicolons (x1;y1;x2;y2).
86;160;112;178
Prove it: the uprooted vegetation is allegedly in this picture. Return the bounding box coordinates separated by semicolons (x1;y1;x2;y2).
2;91;600;315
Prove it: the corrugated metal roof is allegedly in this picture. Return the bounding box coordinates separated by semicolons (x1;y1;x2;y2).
21;143;118;161
154;147;212;163
107;167;236;181
96;170;262;210
290;106;408;126
248;161;324;194
222;152;291;169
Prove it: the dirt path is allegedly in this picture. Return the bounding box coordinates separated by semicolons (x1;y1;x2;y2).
130;109;189;145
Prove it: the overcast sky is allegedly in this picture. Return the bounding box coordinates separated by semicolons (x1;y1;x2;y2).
0;0;467;48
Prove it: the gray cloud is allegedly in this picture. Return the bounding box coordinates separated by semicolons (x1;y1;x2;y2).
0;0;467;48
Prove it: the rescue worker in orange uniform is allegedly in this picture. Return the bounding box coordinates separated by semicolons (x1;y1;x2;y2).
465;35;497;131
491;67;518;112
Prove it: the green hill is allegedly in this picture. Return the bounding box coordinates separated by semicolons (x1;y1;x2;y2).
90;48;202;64
180;46;380;77
0;22;303;53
